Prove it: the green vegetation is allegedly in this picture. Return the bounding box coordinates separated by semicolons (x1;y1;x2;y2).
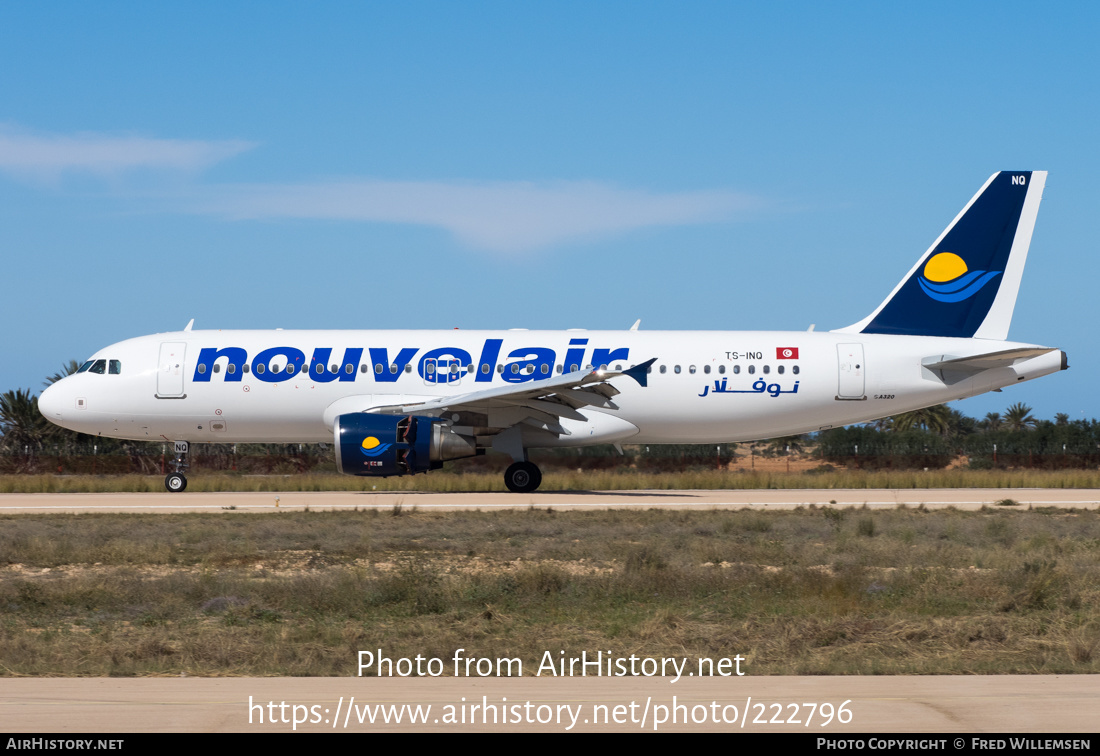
1;506;1097;677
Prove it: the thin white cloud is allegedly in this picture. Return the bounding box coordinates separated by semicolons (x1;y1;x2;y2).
194;179;763;252
0;126;254;181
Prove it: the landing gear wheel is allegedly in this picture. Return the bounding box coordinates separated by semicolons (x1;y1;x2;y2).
165;473;188;493
504;461;542;493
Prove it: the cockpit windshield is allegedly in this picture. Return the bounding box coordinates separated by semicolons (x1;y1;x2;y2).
77;359;121;375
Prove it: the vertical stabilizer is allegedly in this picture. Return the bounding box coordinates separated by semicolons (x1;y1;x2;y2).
837;171;1046;339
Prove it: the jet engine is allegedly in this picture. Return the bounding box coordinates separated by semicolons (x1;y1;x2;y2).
334;413;479;476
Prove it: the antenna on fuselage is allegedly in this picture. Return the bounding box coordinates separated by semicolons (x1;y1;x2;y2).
629;319;641;331
184;319;194;332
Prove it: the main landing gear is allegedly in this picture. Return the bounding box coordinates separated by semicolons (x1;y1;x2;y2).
504;460;542;493
164;441;189;493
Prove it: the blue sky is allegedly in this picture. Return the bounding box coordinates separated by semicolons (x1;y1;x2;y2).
1;3;1096;423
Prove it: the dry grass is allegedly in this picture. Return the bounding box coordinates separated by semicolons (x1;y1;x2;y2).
1;506;1098;677
3;468;1100;493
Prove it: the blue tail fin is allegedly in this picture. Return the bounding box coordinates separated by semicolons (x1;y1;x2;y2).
839;171;1046;339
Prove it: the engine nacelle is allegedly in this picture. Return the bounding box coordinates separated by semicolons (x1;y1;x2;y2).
334;413;478;476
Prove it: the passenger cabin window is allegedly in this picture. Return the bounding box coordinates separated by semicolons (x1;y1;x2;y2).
688;365;696;374
228;364;236;375
747;365;755;375
778;365;784;374
256;364;265;375
763;365;770;374
674;365;681;374
719;365;726;374
704;365;711;374
109;360;121;375
659;365;667;374
793;365;800;375
733;365;740;374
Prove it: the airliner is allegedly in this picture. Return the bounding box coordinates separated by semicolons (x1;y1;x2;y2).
39;171;1067;493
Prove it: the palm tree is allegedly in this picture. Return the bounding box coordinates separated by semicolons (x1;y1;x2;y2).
1003;402;1037;432
44;360;82;387
981;412;1003;431
0;389;50;453
1055;413;1070;426
890;404;952;436
946;408;976;438
867;415;894;432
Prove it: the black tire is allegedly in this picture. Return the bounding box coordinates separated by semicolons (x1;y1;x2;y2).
504;461;542;493
165;473;187;493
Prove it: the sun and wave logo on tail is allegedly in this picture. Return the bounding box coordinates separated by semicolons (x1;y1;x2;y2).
917;252;1001;303
360;436;392;457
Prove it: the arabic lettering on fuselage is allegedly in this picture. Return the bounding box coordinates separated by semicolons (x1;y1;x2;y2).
698;378;800;398
190;338;630;385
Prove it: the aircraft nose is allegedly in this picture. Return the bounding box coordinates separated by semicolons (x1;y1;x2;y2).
38;383;64;423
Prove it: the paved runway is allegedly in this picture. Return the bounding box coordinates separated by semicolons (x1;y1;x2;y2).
2;675;1097;733
1;488;1097;513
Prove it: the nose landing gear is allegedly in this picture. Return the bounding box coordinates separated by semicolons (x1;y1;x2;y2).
164;441;189;493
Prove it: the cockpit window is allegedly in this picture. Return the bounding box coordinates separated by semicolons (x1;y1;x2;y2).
109;360;122;375
77;360;94;373
88;359;106;374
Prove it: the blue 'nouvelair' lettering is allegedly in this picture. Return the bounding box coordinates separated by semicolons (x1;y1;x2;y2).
191;340;630;384
193;347;247;382
475;339;503;383
368;347;419;382
310;348;363;382
252;347;306;383
502;347;555;383
418;347;473;383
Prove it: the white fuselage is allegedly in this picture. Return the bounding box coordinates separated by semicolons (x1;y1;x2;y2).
38;328;1064;448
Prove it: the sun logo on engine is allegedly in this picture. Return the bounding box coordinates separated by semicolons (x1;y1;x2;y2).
917;252;1001;303
360;436;391;457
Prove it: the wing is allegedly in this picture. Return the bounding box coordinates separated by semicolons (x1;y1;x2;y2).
367;358;656;437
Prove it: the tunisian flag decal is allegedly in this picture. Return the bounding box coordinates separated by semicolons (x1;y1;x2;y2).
776;347;799;359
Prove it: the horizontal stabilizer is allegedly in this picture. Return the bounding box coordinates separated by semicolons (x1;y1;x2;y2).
922;347;1059;373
